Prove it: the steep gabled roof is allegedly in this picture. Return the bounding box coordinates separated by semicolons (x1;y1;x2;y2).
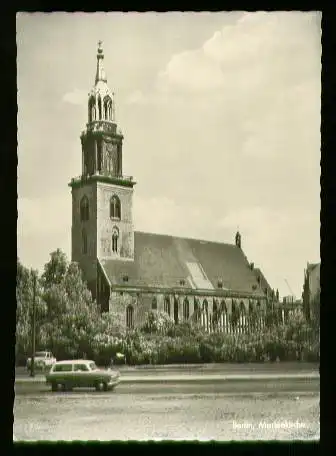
253;267;273;296
100;231;267;296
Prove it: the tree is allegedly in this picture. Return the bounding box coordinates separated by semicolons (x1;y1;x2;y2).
16;260;46;361
40;250;100;359
311;287;320;331
42;249;68;287
141;311;175;335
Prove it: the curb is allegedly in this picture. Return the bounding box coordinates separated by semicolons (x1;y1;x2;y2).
15;373;319;385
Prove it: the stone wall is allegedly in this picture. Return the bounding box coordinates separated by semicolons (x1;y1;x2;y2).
107;289;268;332
96;182;134;260
71;182;98;297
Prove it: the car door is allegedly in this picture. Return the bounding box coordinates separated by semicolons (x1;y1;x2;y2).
73;363;91;387
52;363;73;386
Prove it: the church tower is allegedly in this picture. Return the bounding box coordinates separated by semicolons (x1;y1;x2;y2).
69;41;136;300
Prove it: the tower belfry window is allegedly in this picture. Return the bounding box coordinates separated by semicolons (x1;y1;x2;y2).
104;96;112;121
110;195;121;219
88;97;96;123
98;96;102;120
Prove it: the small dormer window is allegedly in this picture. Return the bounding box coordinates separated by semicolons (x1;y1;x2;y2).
123;275;128;283
252;284;257;291
217;280;223;289
257;276;261;284
180;279;185;286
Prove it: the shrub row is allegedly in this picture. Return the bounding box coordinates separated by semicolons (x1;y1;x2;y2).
46;330;319;366
17;311;319;366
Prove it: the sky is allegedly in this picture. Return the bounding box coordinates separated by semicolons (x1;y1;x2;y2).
17;12;321;299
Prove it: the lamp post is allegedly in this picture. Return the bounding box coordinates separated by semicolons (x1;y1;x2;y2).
30;270;37;377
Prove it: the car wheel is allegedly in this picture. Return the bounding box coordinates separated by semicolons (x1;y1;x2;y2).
63;383;73;392
96;381;107;392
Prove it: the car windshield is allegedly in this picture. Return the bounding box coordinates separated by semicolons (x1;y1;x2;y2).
35;352;47;357
89;362;97;371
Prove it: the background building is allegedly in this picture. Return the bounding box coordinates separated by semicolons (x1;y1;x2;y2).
302;262;320;322
69;42;276;330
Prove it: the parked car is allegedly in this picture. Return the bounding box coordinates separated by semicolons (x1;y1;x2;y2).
45;359;120;392
26;351;57;371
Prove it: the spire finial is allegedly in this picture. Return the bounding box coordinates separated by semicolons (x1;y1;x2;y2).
95;40;107;84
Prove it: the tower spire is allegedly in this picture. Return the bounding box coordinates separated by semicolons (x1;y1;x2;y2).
95;40;107;84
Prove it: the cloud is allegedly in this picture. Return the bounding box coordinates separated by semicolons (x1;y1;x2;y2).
157;50;225;92
62;88;88;105
125;90;147;105
158;12;320;94
130;12;321;165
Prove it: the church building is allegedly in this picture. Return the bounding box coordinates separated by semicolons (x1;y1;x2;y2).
69;42;275;331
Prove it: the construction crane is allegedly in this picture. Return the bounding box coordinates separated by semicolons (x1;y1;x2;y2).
284;278;295;298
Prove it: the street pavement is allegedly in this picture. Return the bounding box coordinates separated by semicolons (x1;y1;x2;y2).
14;363;319;441
14;388;320;441
15;361;319;377
14;366;319;395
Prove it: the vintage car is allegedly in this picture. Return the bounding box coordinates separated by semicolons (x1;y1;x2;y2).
26;351;57;371
45;359;120;392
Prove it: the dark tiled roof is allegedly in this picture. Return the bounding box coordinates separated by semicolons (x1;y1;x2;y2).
253;268;273;296
100;231;267;296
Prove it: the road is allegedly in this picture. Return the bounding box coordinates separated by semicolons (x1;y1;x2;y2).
14;373;319;441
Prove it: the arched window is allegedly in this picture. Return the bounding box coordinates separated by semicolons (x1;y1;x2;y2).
98;96;102;120
126;305;134;329
152;297;157;310
112;227;119;253
213;299;218;314
82;228;87;255
202;299;209;331
164;296;170;316
174;297;179;324
104;96;112;121
183;298;189;320
80;196;89;222
97;140;102;173
239;301;246;333
88;97;96;122
110;195;121;219
231;300;239;330
219;300;228;333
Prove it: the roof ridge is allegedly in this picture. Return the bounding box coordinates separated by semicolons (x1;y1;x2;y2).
134;230;237;247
